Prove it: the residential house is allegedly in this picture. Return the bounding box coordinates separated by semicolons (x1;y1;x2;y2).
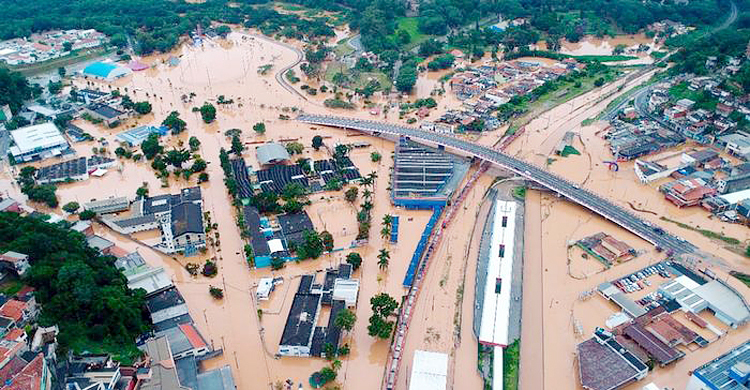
0;252;30;276
83;103;127;127
718;172;750;194
663;178;717;207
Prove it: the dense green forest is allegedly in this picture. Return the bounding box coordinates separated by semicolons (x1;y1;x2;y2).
0;0;736;56
0;68;35;114
0;212;150;361
348;0;733;54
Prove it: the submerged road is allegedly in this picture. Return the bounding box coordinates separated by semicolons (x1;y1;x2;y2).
298;114;697;255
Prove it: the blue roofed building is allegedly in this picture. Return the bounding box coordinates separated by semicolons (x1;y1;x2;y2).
82;62;131;80
687;340;750;390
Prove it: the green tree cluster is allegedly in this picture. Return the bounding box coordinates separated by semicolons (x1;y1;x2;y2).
18;167;58;208
162;111;186;134
367;293;398;339
0;212;150;360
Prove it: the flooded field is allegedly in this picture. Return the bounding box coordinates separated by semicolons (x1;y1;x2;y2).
560;34;657;56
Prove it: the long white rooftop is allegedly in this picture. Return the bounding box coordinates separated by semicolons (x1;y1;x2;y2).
478;200;516;347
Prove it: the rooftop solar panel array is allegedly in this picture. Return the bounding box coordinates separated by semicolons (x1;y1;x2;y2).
256;165;309;193
230;159;253;198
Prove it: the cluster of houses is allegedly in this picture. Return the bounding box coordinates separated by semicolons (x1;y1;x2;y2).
605;56;750;222
2;87;141;165
607;64;750;164
0;193;234;390
646;20;690;39
441;58;584;130
632;145;750;220
0;29;107;65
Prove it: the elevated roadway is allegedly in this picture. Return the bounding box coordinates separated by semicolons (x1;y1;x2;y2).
298;114;697;255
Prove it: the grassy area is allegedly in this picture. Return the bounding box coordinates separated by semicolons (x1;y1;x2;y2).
324;61;392;89
503;339;521;390
333;39;355;58
68;338;142;365
388;17;435;51
660;217;742;245
668;81;719;110
0;279;24;296
506;69;621;132
730;271;750;288
511;186;527;200
5;48;111;76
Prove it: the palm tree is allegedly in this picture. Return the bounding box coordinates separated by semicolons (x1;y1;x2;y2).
377;248;390;270
367;171;378;186
360;176;374;188
382;214;393;229
362;188;373;200
380;226;391;239
362;200;374;213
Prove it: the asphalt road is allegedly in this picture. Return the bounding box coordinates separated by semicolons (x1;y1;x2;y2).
250;33;308;101
297;114;697;254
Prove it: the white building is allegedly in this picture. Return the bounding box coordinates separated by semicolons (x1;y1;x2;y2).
0;251;30;276
409;350;448;390
256;278;274;301
9;123;70;162
477;200;516;347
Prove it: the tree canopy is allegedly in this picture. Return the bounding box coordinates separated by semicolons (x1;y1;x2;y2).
0;212;150;361
0;69;34;114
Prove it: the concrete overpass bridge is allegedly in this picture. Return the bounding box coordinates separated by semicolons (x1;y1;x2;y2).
298;114;696;255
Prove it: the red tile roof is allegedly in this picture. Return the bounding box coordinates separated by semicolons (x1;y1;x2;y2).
0;301;26;322
14;287;33;300
179;324;206;349
2;353;43;390
3;329;24;342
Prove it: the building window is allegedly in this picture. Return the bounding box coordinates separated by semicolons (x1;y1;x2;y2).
495;278;502;294
498;244;505;258
502;216;508;227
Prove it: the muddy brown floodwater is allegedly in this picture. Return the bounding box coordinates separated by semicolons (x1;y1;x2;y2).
2;28;747;390
0;31;493;390
486;59;750;389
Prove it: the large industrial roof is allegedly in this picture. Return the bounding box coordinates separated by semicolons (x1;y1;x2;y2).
256;143;290;165
82;62;130;79
692;280;750;325
692;340;750;390
10;122;67;155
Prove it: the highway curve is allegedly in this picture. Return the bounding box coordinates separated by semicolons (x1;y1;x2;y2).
250;33;308;101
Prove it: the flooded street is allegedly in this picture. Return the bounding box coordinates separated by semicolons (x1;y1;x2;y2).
0;31;482;390
1;26;748;390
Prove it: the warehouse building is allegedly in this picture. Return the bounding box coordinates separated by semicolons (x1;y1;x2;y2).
255;143;291;166
659;276;750;328
687;340;750;390
577;329;648;390
9;122;71;163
